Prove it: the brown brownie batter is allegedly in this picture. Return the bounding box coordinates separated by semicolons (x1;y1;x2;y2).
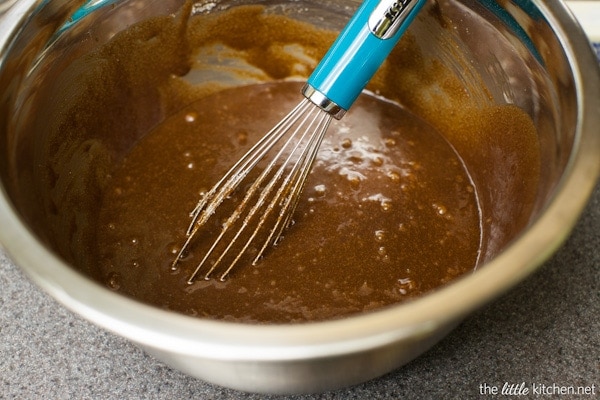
96;80;482;323
19;3;539;324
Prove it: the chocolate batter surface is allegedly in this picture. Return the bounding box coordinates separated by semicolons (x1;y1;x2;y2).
97;81;481;323
15;3;540;324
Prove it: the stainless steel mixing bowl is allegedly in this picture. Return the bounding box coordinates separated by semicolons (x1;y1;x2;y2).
0;0;598;394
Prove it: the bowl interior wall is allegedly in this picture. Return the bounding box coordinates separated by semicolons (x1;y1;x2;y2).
0;0;573;288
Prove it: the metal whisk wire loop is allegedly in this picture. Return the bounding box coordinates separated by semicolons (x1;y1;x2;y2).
172;98;332;282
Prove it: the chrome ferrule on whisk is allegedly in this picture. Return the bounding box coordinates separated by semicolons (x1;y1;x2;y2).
301;84;346;120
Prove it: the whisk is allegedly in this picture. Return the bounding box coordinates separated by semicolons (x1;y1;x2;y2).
172;0;426;282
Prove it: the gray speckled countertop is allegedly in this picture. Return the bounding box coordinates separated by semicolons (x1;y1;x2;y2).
1;183;598;399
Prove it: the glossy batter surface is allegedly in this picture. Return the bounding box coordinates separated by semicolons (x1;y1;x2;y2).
19;3;540;324
97;81;481;323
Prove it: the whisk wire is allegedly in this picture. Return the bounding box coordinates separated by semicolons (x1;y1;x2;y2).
181;99;332;282
238;105;332;271
172;99;311;273
186;99;312;235
256;109;332;262
200;101;328;281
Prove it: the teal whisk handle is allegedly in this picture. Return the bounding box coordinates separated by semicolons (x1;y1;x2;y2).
303;0;426;119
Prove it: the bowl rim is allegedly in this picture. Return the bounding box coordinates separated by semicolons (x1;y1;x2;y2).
0;0;599;362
